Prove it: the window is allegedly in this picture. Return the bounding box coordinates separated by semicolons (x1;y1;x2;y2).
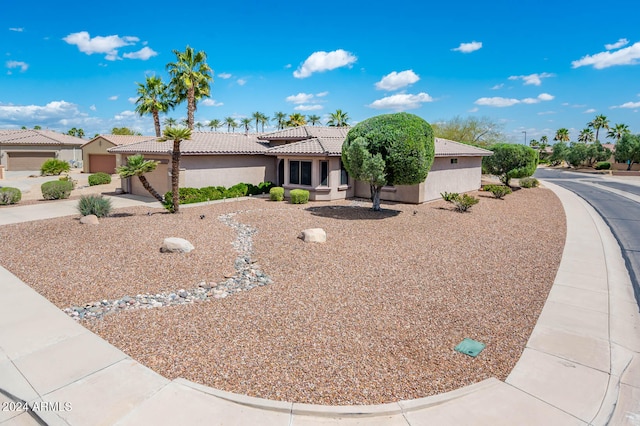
451;158;458;164
340;160;349;185
320;161;329;186
289;160;312;186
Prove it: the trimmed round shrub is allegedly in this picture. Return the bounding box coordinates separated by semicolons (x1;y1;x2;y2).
88;172;112;186
519;177;540;188
77;195;112;217
40;159;70;176
269;187;284;201
0;187;22;205
482;143;538;186
483;184;512;199
595;162;611;170
41;180;73;200
290;189;310;204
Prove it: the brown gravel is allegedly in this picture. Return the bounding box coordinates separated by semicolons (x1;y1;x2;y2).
0;187;566;405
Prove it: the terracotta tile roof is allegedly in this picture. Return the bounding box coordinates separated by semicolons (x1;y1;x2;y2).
0;129;84;146
434;138;493;157
266;137;345;156
107;132;270;155
82;134;157;148
259;126;350;141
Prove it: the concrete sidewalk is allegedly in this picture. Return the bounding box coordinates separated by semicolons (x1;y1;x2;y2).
0;182;639;425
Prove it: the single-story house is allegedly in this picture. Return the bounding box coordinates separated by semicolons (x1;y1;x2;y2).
109;126;492;204
0;129;84;171
82;135;158;174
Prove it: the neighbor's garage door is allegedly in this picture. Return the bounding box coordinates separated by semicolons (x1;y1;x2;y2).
89;154;116;174
7;152;55;171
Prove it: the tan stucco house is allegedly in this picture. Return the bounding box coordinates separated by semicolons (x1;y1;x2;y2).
0;129;84;171
108;126;492;204
81;135;158;174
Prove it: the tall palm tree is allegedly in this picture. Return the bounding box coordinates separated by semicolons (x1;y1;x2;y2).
115;154;164;203
208;119;221;131
224;116;238;132
194;122;204;131
251;112;264;133
258;113;269;132
164;117;177;127
588;114;610;143
240;117;252;135
134;75;173;137
577;128;595;143
166;46;213;130
607;123;630;143
76;128;85;138
554;128;570;142
160;126;192;213
327;109;349;127
308;114;321;126
286;113;307;127
540;135;548;146
67;127;78;136
272;112;287;130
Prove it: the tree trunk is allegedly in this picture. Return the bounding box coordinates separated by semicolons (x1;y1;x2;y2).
137;175;165;204
371;185;382;211
187;87;195;130
152;110;161;137
171;140;181;213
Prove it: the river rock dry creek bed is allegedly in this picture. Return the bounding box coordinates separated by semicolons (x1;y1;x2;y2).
0;187;566;405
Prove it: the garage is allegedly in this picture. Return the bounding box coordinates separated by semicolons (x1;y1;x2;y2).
89;154;116;174
7;152;55;171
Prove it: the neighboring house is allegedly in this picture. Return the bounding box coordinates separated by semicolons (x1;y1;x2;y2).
109;126;492;204
0;129;84;171
82;135;157;174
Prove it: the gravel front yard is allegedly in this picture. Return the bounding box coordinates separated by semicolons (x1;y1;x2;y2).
0;187;565;405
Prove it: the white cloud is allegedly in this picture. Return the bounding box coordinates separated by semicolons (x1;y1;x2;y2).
452;41;482;53
127;97;137;104
491;83;504;90
218;72;232;79
572;41;640;69
537;111;556;115
468;107;479;113
537;93;554;101
90;105;97;111
0;100;82;124
294;104;323;111
375;70;420;91
122;46;157;60
508;72;554;86
9;27;23;32
108;95;118;101
316;91;329;97
201;98;223;107
286;93;314;104
368;92;433;111
284;64;292;69
605;38;629;50
114;110;136;120
62;31;141;61
475;93;553;107
237;78;246;86
293;49;357;78
583;108;596;113
6;60;28;72
613;101;640;109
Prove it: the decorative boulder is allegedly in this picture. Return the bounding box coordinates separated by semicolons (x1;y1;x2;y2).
80;215;99;225
160;237;194;253
299;228;326;243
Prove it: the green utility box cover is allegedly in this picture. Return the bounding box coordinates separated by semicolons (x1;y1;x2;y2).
455;338;485;357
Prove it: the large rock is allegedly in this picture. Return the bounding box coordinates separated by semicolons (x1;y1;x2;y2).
80;215;99;225
299;228;326;243
160;237;194;253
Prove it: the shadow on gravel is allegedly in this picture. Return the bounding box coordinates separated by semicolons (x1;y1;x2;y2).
305;205;401;220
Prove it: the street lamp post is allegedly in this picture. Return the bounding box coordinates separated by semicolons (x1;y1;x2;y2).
522;131;527;146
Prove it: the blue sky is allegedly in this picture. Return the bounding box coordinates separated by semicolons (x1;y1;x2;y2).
2;0;639;143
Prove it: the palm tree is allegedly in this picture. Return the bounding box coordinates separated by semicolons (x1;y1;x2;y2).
194;122;204;131
327;109;350;127
67;127;78;136
286;113;307;127
529;139;539;148
166;46;213;130
273;112;287;130
554;128;570;142
208;119;221;131
588;114;610;143
160;126;192;213
251;112;264;133
115;154;164;203
577;128;595;143
240;117;252;135
308;114;322;126
164;117;177;127
76;128;85;138
224;117;238;132
134;75;173;137
540;135;549;146
607;123;630;143
258;113;269;132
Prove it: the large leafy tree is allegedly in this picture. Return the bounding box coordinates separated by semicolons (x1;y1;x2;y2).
160;127;192;213
327;109;349;127
134;75;173;137
431;115;505;146
550;142;568;166
112;127;141;136
588;114;609;142
287;113;307;127
166;46;213;130
482;143;538;186
577;128;595;143
116;154;164;203
342;113;435;211
272;112;287;130
554;128;570;142
614;133;640;170
607;123;630;143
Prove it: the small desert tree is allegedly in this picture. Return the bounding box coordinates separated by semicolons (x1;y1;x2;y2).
341;112;435;211
116;154;164;203
482;143;538;186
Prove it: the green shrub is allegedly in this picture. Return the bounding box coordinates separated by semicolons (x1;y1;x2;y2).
258;181;274;193
40;159;70;176
483;184;512;199
77;195;112;217
290;189;310;204
595;162;611;170
200;186;224;201
58;174;77;189
88;172;112;186
269;187;284;201
41;180;73;200
228;183;248;196
519;177;540;188
452;194;479;212
164;188;208;205
0;187;21;205
440;192;459;202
